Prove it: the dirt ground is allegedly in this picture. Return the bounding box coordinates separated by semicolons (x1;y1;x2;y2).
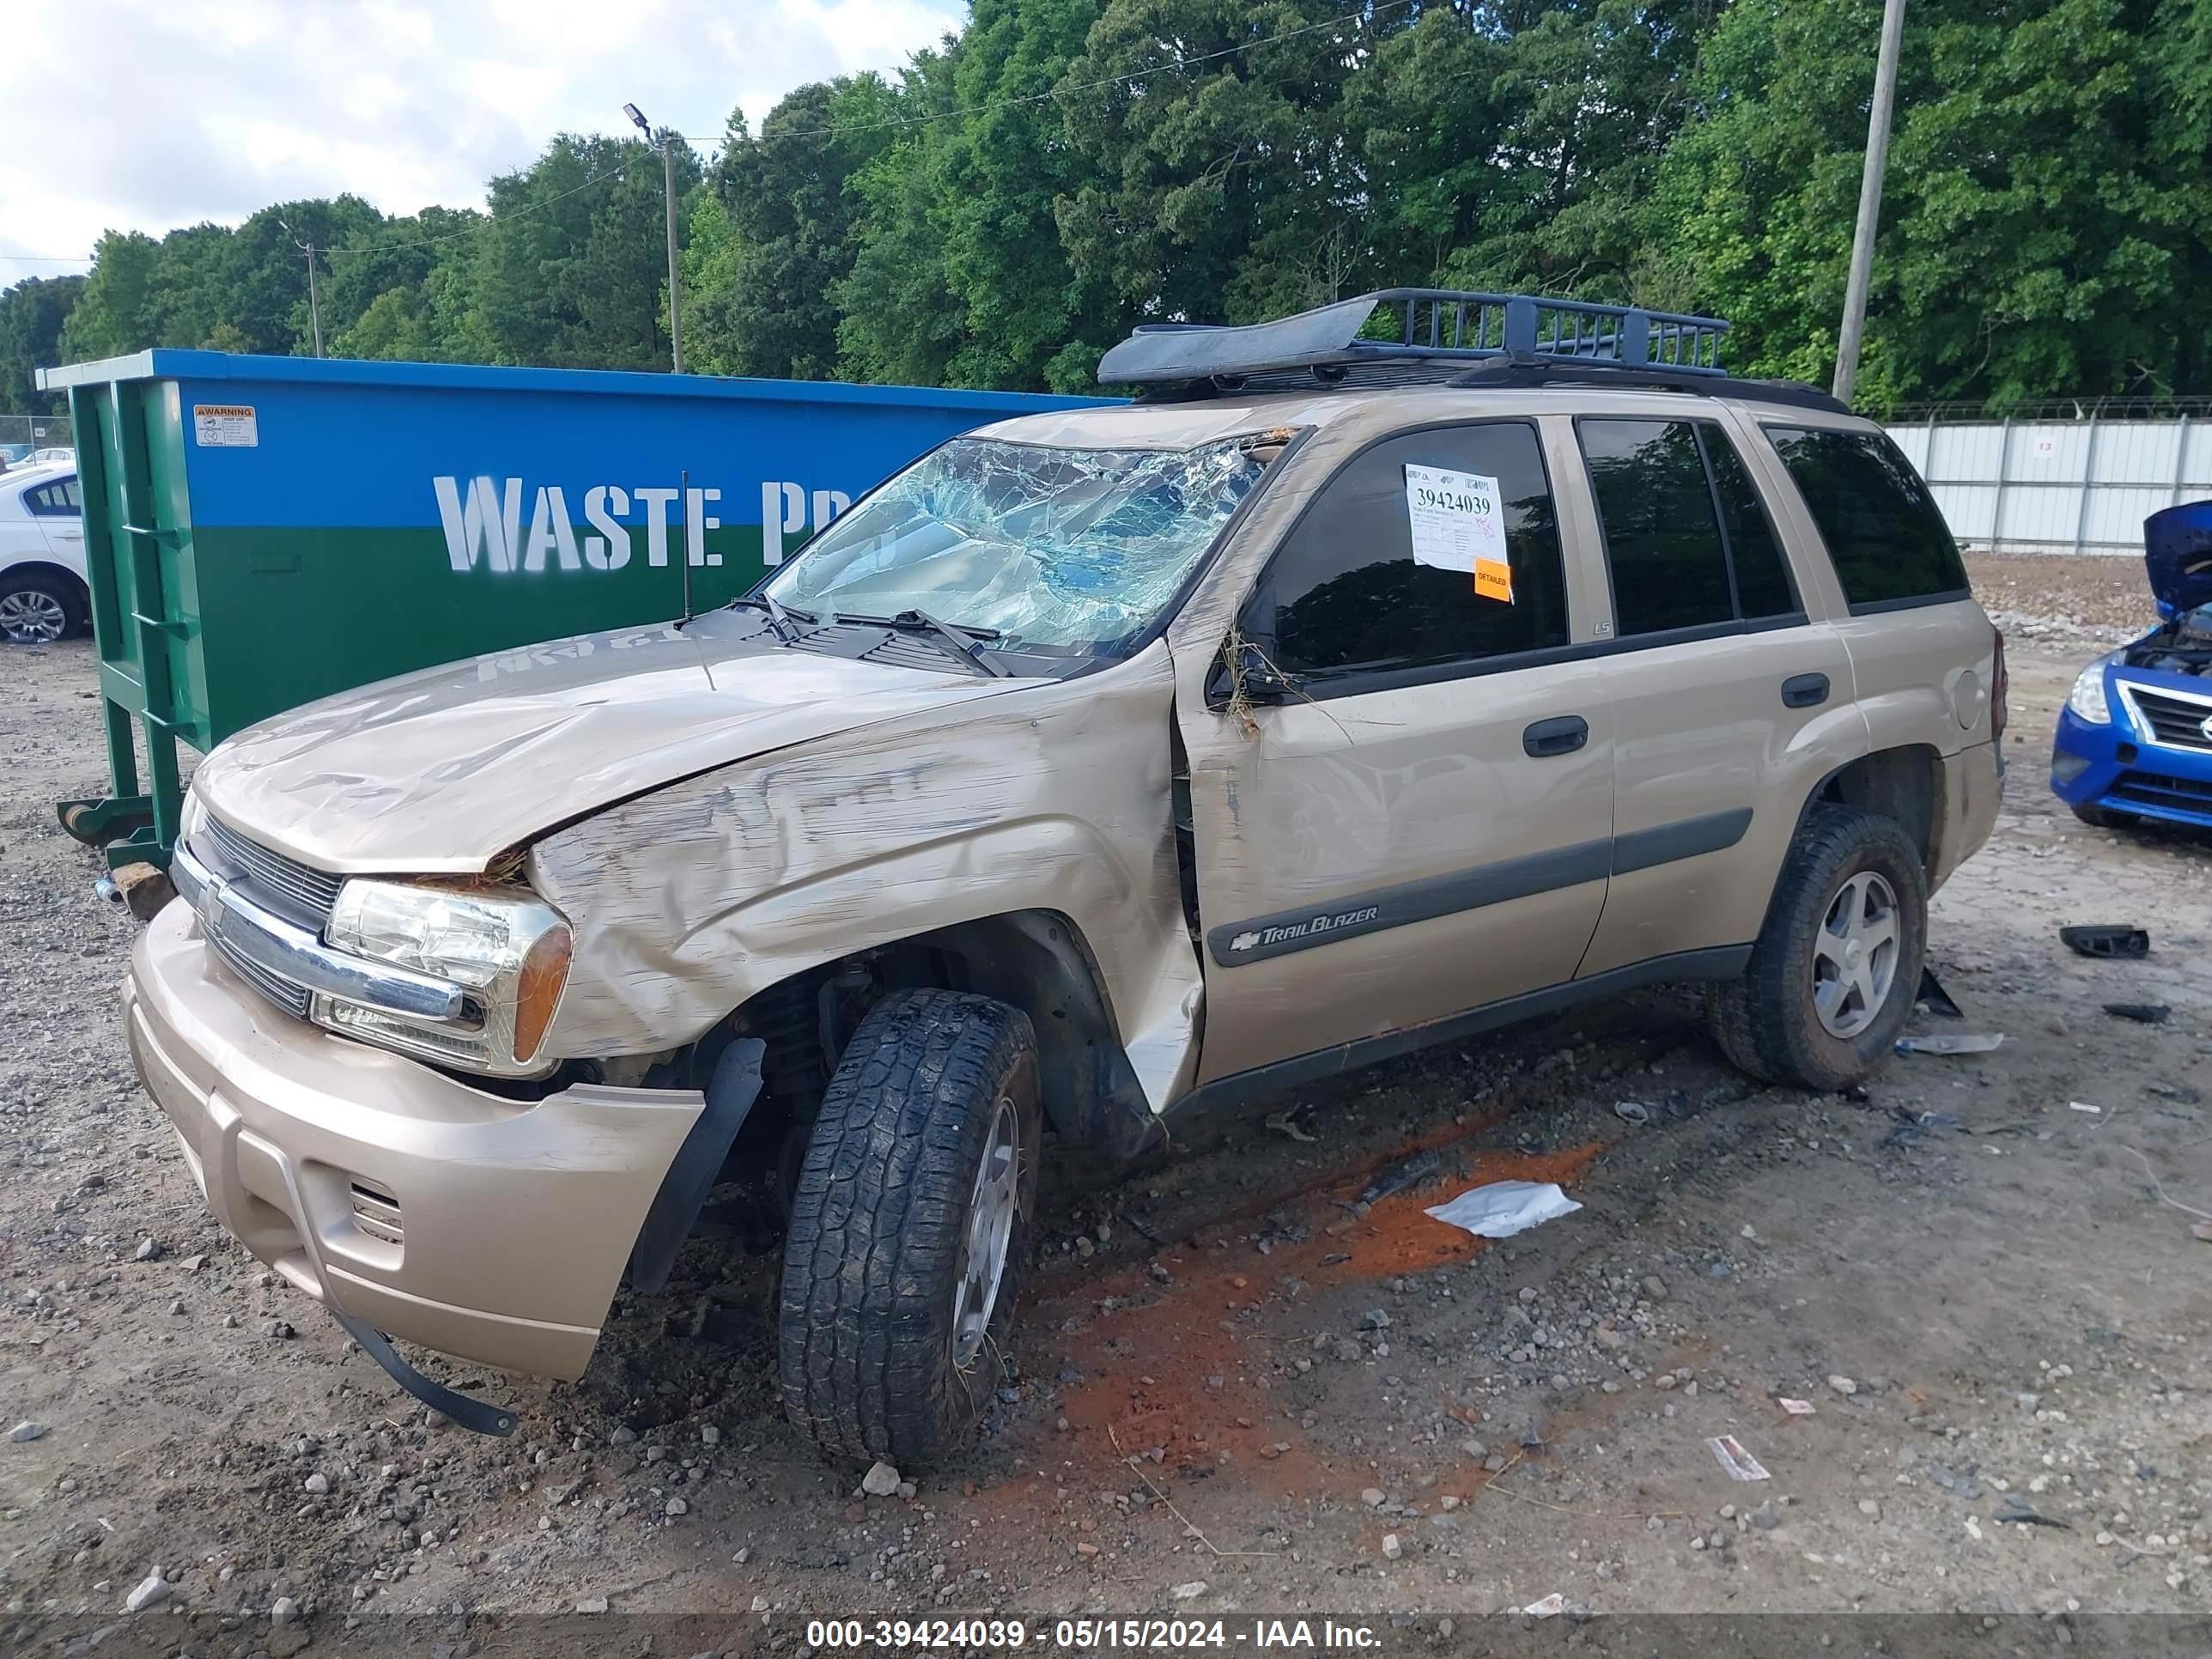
2;550;2208;1652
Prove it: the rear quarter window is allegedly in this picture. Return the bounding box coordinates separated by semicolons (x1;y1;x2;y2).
1765;427;1968;613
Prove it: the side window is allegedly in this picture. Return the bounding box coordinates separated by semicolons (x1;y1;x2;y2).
1256;422;1569;684
1765;427;1968;611
1578;419;1807;638
22;477;79;515
1578;420;1734;635
1705;434;1797;619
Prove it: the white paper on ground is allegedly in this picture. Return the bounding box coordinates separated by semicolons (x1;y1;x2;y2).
1424;1180;1582;1239
1708;1435;1771;1481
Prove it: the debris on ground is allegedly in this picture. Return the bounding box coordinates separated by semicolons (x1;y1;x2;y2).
860;1461;901;1497
1894;1033;2005;1055
1264;1107;1316;1143
1707;1436;1771;1481
1613;1100;1652;1126
1522;1594;1565;1619
2060;923;2150;958
2102;1002;2171;1024
1915;966;1966;1018
1778;1398;1815;1416
2192;1220;2212;1243
1361;1146;1445;1204
1424;1180;1580;1239
2069;1101;2104;1115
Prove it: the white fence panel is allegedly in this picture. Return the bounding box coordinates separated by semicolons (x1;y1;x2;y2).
1884;412;2212;556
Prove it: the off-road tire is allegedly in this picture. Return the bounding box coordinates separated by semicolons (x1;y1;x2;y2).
777;988;1041;1467
2069;802;2137;831
0;569;86;643
1706;805;1927;1092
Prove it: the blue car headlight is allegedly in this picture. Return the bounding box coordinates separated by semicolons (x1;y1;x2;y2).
2066;656;2117;724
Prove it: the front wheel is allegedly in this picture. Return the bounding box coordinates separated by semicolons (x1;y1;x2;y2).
777;988;1041;1467
1707;805;1928;1092
2069;802;2137;831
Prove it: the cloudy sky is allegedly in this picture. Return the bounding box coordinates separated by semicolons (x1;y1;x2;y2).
0;0;963;270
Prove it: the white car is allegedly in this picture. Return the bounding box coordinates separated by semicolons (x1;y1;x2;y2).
0;464;89;643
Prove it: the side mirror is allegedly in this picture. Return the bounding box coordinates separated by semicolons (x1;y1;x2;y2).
1205;638;1295;712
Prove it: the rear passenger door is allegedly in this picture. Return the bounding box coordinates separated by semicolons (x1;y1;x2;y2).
1566;416;1861;977
1179;419;1617;1084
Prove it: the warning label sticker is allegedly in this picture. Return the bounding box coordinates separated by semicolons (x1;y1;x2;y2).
192;404;258;447
1404;461;1512;601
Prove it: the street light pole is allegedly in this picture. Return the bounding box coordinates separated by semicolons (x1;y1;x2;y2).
276;219;325;357
1832;0;1907;406
625;102;684;374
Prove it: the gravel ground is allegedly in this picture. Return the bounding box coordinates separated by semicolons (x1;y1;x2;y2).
3;551;2209;1653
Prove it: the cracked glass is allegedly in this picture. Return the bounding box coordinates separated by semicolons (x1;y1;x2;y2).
762;436;1270;653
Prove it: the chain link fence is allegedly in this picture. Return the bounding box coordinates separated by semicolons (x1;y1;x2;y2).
0;412;75;466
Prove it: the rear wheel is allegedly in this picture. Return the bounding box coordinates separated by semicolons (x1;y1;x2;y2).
1708;805;1927;1092
0;570;84;643
2069;802;2137;830
777;988;1041;1467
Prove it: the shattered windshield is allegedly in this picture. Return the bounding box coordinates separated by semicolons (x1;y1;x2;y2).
761;435;1270;654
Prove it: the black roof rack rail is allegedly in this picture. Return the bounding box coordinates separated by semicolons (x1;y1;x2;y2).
1098;288;1730;389
1443;358;1848;416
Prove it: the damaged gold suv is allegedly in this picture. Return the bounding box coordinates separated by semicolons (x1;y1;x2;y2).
126;291;2005;1463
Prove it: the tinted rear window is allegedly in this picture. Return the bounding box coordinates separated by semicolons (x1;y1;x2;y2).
1766;427;1968;611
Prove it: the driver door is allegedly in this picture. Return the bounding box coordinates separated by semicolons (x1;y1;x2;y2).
1174;418;1617;1086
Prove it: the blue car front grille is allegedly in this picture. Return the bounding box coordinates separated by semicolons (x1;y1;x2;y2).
2109;770;2212;814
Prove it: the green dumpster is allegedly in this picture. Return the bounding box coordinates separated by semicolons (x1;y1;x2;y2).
38;350;1109;869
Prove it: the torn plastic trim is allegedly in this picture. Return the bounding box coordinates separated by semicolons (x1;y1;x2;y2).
625;1037;767;1294
329;1308;517;1437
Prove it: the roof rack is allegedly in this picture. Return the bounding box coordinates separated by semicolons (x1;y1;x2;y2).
1097;289;1729;389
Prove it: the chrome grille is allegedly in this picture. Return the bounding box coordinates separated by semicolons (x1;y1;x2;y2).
198;815;343;929
2126;686;2212;753
207;927;313;1017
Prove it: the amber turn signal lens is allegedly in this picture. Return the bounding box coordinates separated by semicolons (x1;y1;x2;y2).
513;925;573;1063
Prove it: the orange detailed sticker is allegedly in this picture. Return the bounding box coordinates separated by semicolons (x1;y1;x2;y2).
1474;557;1513;604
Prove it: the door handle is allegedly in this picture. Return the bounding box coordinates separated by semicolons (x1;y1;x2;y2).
1781;673;1830;709
1522;714;1589;757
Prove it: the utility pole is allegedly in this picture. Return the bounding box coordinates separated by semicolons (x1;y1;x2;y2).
1832;0;1907;406
276;219;325;357
624;102;684;373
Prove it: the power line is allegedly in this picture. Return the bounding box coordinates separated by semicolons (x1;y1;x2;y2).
0;253;94;264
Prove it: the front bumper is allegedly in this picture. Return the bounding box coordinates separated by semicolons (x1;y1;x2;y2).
2051;678;2212;830
126;899;702;1380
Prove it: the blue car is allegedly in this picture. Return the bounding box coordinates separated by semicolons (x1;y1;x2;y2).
2051;500;2212;830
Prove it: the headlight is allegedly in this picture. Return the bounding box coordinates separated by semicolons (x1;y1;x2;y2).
313;879;572;1075
2065;656;2115;724
178;789;207;843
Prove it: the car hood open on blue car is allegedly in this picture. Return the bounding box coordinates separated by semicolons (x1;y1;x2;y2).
2145;500;2212;618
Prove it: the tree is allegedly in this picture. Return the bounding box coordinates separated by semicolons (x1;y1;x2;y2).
60;231;161;362
0;275;87;411
711;76;903;379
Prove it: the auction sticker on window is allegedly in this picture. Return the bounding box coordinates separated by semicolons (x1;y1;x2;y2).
1404;462;1510;601
191;404;258;447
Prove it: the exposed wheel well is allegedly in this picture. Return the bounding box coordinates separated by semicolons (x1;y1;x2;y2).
1812;745;1943;872
719;910;1161;1169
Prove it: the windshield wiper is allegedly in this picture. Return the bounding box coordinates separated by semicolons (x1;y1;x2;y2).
726;592;812;642
840;609;1010;678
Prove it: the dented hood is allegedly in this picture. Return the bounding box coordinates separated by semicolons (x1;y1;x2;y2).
191;618;1025;873
2145;500;2212;617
